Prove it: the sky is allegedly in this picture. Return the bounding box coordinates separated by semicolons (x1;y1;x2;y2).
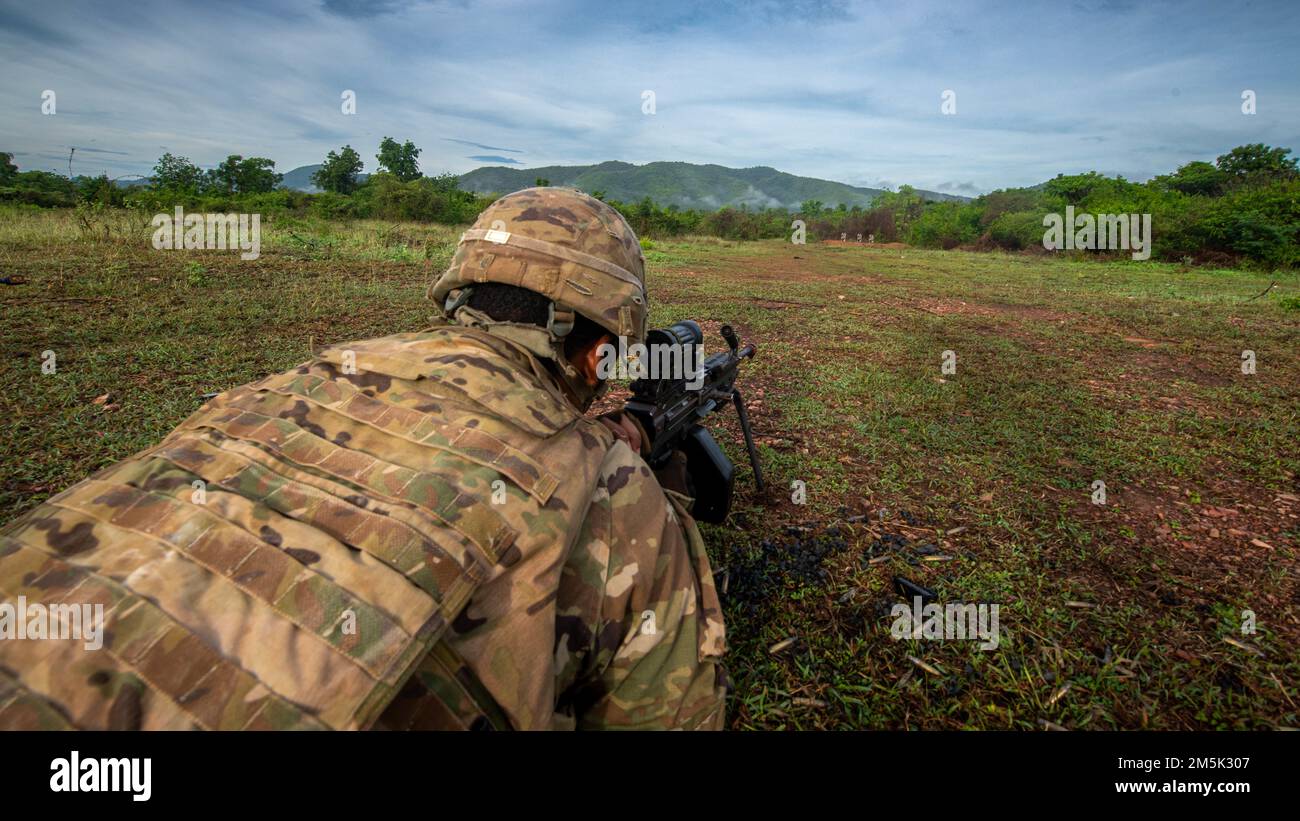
2;0;1298;195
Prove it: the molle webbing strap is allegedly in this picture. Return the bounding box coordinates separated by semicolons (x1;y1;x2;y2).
250;370;560;504
458;228;643;291
427;641;514;730
0;534;328;730
373;640;514;730
44;480;421;683
310;331;579;436
1;468;458;730
158;428;492;590
174;406;518;564
146;435;476;606
0;668;79;730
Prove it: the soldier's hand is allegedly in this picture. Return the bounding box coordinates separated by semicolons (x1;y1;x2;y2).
654;449;692;497
597;411;649;457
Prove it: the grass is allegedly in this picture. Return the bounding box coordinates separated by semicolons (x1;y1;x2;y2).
2;204;1297;730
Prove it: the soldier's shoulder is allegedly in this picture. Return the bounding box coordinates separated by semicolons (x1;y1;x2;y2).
591;438;665;507
305;326;583;438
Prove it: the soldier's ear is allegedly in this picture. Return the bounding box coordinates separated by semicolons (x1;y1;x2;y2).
574;333;615;387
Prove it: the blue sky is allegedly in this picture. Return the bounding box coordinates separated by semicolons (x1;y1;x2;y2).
2;0;1297;195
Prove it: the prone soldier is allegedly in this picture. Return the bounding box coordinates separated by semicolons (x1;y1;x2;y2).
0;188;727;730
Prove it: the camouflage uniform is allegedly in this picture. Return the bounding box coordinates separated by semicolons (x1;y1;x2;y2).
0;188;727;730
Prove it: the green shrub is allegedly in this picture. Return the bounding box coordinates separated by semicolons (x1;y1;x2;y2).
908;201;980;249
0;187;76;208
309;192;356;220
987;211;1046;250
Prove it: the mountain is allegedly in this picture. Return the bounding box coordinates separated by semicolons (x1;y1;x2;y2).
455;160;969;209
277;159;969;207
280;164;369;193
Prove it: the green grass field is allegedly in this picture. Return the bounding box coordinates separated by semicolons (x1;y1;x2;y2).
2;205;1297;729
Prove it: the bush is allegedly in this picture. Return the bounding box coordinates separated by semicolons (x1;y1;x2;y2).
1188;181;1300;267
0;187;76;208
986;211;1046;250
309;192;357;220
355;173;490;222
908;201;980;249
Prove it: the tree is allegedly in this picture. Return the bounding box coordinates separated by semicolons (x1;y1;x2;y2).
1216;144;1299;184
1158;161;1226;197
312;145;364;194
426;172;460;193
0;151;17;185
77;173;126;206
800;199;824;216
534;177;551;187
1043;172;1109;203
14;170;76;194
240;156;282;193
376;137;421;182
211;155;238;193
210;155;282;194
151;152;207;192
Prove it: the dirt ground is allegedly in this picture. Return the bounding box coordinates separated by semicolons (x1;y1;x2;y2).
2;214;1297;728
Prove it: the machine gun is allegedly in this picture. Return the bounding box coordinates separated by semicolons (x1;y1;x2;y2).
622;320;764;523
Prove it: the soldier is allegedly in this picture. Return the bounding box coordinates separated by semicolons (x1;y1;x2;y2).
0;188;727;731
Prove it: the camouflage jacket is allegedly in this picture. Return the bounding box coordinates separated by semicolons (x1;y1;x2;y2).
0;320;727;730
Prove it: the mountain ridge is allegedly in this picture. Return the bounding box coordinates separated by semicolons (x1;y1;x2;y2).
456;160;968;208
278;159;969;207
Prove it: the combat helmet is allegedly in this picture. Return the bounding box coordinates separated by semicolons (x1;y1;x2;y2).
429;187;648;385
431;185;644;355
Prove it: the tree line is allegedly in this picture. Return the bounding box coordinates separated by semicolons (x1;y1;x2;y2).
608;143;1300;268
2;141;1297;268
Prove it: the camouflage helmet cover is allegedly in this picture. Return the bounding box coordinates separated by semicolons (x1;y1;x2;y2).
430;187;648;346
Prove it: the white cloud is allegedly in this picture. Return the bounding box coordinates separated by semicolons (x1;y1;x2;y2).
1;0;1297;192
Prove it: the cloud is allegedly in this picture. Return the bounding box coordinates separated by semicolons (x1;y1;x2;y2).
734;184;784;209
71;147;131;156
935;181;984;196
320;0;412;19
619;0;851;33
0;6;77;47
444;138;524;153
0;0;1296;191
